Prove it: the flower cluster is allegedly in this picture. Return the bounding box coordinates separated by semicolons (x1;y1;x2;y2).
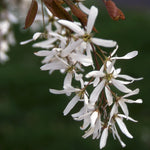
0;2;17;63
21;1;143;149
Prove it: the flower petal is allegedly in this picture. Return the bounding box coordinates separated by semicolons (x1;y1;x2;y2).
34;50;52;56
86;71;104;78
20;39;33;45
87;6;98;34
63;95;80;116
50;88;79;94
111;79;132;93
124;99;143;104
117;114;138;122
90;111;98;127
80;116;91;130
63;72;73;89
92;38;117;47
113;125;126;147
111;45;119;57
111;51;138;60
117;74;143;81
100;127;108;149
82;127;94;139
61;39;83;57
105;86;113;106
33;32;42;40
115;117;133;138
90;79;106;104
40;60;67;71
58;20;84;35
123;88;140;98
118;100;129;117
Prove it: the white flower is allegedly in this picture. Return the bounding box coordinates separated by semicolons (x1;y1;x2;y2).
0;20;10;35
58;6;117;57
86;51;143;105
50;73;88;116
82;110;100;138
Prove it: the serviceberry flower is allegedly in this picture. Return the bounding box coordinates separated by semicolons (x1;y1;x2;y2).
21;1;143;149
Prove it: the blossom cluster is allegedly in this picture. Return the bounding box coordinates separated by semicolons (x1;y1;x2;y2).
0;0;45;63
0;1;17;63
21;1;143;149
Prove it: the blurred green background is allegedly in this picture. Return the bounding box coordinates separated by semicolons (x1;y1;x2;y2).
0;1;150;150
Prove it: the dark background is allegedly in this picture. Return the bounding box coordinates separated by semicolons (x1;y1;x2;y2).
0;1;150;150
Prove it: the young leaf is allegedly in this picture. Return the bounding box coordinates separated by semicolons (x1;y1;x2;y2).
104;0;125;21
24;0;38;29
63;0;87;27
43;0;73;21
63;0;97;32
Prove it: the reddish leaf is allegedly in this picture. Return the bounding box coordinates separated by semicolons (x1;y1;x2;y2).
105;0;125;21
43;0;73;21
24;0;38;29
63;0;87;26
63;0;97;32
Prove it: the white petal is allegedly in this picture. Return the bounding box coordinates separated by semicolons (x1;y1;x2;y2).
90;111;98;127
109;103;118;122
40;61;67;71
105;86;113;106
63;72;73;89
113;68;121;77
42;53;56;64
117;74;143;81
123;88;140;98
86;65;105;78
34;50;52;56
93;116;101;139
118;100;129;117
111;45;119;57
111;51;138;60
58;20;84;35
111;79;132;93
63;95;80;116
115;117;133;138
20;39;33;45
118;80;133;85
90;79;105;104
100;127;108;149
50;88;79;94
33;32;42;40
72;107;85;118
91;38;117;47
124;99;143;104
86;71;104;78
70;53;93;66
49;32;67;44
117;114;138;122
32;39;56;48
82;127;94;139
93;77;100;87
77;112;92;120
106;60;116;74
113;125;126;147
87;6;98;34
80;116;91;130
61;39;83;57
